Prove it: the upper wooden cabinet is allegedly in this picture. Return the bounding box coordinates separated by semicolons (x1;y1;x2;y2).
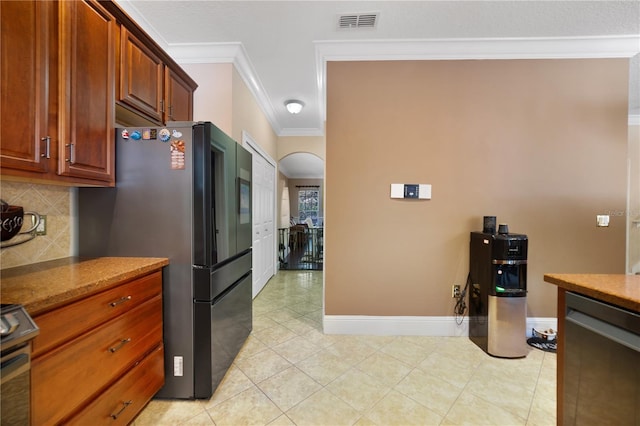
165;67;195;122
0;0;115;186
0;0;50;175
119;27;165;123
0;0;196;186
58;0;115;183
113;11;197;125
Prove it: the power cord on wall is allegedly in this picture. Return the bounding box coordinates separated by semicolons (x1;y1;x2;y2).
454;273;471;325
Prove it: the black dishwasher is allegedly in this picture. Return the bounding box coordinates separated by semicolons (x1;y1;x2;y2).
563;292;640;425
1;304;40;426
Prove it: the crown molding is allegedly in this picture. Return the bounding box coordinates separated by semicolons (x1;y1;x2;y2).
106;14;640;136
168;43;284;136
315;35;640;123
114;0;169;50
168;43;328;137
315;35;640;62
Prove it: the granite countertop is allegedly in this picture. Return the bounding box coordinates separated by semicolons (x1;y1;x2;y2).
544;273;640;313
0;257;169;316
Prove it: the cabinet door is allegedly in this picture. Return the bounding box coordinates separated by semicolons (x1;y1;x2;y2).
119;27;164;123
0;0;50;173
58;0;115;184
165;67;193;122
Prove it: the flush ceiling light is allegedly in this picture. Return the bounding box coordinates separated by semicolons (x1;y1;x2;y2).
285;100;304;114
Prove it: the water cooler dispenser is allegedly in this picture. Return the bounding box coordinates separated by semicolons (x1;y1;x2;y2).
469;226;528;358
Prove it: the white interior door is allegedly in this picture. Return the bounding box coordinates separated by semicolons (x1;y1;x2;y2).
243;132;276;298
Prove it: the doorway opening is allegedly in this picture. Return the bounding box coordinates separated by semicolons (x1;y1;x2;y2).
278;152;324;271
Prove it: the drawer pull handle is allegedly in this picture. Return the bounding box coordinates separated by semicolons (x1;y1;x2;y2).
109;296;132;307
108;338;131;353
110;400;133;420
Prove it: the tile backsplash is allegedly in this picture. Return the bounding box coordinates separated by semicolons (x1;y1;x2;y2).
1;181;72;269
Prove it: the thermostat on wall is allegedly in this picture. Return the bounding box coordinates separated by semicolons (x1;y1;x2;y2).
390;184;432;199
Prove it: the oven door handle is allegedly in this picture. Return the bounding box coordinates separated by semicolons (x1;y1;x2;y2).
0;353;29;377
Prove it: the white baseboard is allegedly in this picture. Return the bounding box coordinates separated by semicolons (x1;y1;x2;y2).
323;315;469;336
323;315;557;338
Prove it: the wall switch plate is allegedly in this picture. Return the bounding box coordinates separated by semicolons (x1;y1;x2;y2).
35;214;47;235
390;183;432;199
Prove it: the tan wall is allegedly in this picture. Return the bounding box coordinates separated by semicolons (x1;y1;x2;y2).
278;135;326;161
181;63;233;135
0;181;72;269
326;59;629;318
232;68;277;161
181;63;278;162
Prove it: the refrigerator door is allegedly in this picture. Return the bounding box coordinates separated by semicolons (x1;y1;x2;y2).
193;250;252;302
193;270;252;398
193;122;239;268
236;143;253;253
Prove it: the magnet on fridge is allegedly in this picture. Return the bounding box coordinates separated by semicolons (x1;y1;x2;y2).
130;131;142;140
172;130;182;138
159;128;171;142
170;140;186;170
121;129;130;139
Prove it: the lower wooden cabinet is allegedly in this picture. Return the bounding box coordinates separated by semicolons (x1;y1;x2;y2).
31;271;164;425
68;345;164;425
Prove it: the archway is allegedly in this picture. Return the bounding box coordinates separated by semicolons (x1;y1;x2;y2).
277;152;324;270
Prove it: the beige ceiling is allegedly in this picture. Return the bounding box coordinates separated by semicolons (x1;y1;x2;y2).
116;0;640;142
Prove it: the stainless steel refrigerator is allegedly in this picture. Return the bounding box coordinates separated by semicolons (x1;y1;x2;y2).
77;121;252;399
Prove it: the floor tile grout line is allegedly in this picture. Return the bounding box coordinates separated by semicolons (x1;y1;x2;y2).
139;270;556;425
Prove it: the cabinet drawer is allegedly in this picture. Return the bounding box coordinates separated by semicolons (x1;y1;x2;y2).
32;271;161;358
68;344;164;425
32;295;162;425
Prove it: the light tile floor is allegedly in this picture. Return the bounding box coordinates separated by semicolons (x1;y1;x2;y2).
134;270;556;426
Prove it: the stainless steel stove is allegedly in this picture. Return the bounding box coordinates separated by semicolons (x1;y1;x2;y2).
1;304;40;426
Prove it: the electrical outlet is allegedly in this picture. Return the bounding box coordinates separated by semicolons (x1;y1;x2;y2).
35;215;47;235
452;284;461;298
173;356;183;376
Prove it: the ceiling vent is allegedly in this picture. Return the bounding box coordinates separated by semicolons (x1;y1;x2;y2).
337;13;379;30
